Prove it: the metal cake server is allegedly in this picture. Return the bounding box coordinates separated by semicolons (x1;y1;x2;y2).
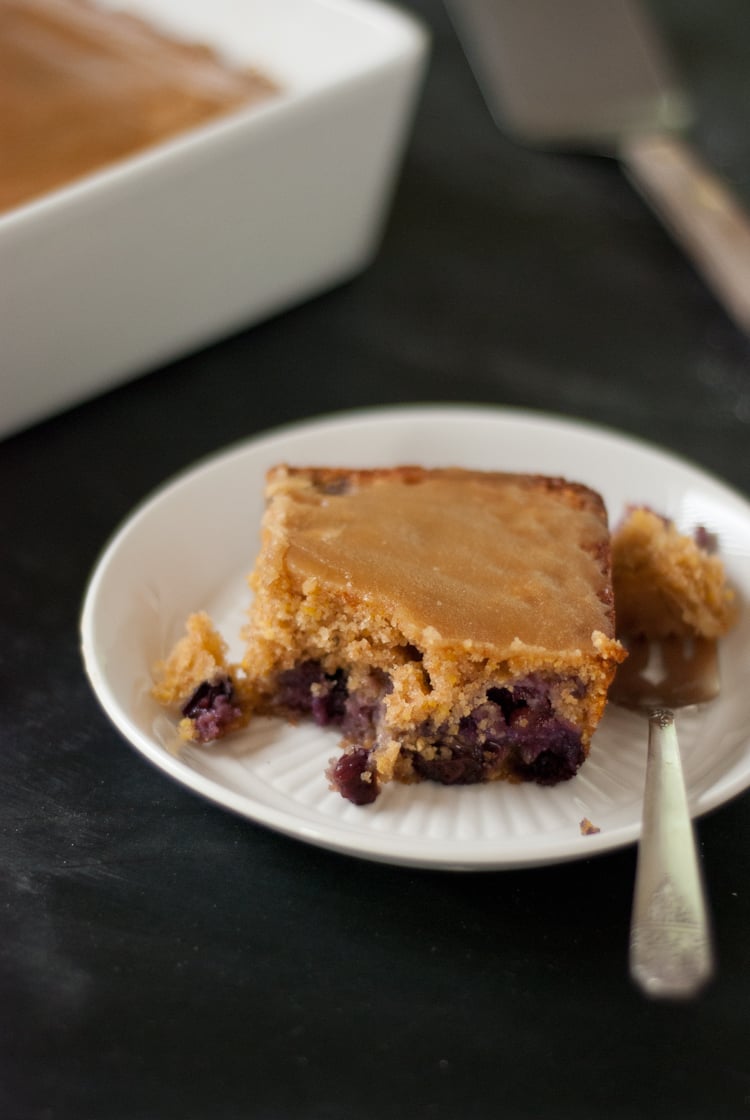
445;0;750;335
610;635;719;999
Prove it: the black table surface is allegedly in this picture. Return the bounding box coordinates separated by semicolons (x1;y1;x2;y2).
4;2;750;1118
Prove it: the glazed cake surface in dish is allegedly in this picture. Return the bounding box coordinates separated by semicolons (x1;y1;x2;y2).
153;465;626;805
1;0;278;214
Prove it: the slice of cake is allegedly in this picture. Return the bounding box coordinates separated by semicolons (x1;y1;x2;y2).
611;507;737;639
153;465;626;805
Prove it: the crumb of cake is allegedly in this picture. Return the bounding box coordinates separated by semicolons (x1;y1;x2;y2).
579;817;600;835
151;612;246;742
611;507;737;639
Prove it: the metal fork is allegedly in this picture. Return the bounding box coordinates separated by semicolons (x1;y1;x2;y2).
610;635;719;999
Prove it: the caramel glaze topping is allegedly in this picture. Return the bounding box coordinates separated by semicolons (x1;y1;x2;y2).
1;0;277;214
273;469;616;655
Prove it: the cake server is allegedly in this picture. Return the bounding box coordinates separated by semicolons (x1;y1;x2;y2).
445;0;750;335
610;635;718;999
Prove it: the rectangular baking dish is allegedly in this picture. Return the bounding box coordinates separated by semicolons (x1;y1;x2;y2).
0;0;428;439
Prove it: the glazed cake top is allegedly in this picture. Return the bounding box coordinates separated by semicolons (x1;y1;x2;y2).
1;0;277;214
263;467;616;656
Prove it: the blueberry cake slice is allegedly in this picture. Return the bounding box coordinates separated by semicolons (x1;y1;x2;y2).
153;465;626;805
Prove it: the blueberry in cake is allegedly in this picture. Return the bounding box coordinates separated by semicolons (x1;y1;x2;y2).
153;466;626;805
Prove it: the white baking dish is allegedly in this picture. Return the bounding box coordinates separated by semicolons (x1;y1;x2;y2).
0;0;428;439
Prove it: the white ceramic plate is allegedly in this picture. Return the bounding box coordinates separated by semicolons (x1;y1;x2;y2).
81;405;750;870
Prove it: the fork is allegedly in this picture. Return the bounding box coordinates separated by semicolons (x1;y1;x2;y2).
610;634;718;999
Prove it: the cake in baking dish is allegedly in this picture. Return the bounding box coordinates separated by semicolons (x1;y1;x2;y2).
1;0;278;214
153;465;626;804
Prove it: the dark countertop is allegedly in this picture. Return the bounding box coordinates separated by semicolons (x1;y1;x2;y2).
3;2;749;1118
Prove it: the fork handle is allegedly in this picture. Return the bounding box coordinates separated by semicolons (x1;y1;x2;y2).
629;708;714;999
